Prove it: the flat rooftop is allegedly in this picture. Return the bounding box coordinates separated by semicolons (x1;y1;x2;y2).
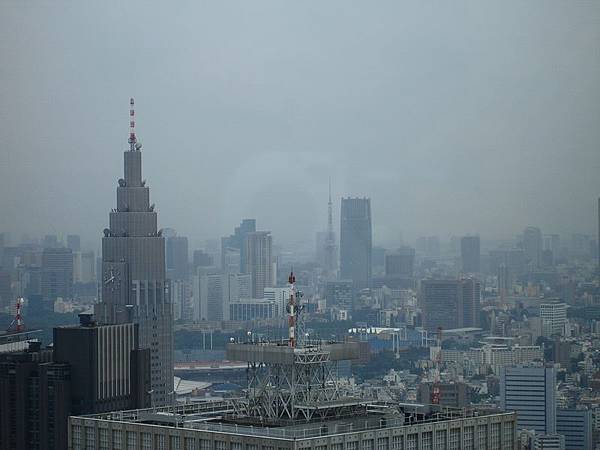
80;400;510;440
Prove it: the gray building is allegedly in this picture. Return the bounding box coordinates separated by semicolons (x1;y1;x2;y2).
556;408;592;450
245;231;273;298
221;219;256;273
461;235;481;273
523;227;543;270
41;247;73;303
166;234;189;280
500;366;556;435
325;280;354;311
340;197;372;289
94;99;173;407
421;278;481;331
385;246;415;278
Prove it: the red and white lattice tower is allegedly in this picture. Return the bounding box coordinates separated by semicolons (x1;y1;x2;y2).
7;297;25;333
287;271;296;348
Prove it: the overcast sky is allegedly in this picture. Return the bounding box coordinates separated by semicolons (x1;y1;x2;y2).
1;1;599;250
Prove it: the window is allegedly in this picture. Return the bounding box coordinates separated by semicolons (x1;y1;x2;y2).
232;443;243;450
478;425;487;449
422;431;432;450
112;430;122;450
127;431;137;450
502;422;513;450
200;439;211;450
435;430;446;450
142;432;152;450
85;427;96;450
215;441;227;450
156;435;166;450
449;428;460;450
99;428;109;450
405;434;417;450
392;436;403;450
362;440;373;450
185;437;197;450
377;437;389;450
72;425;82;450
171;435;181;450
490;423;500;450
463;426;474;450
347;441;359;450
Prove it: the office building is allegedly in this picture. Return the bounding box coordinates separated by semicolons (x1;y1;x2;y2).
0;270;11;312
489;248;527;278
192;249;213;271
67;234;81;252
500;365;556;434
325;280;354;311
229;298;279;321
340;197;372;289
385;246;415;278
264;286;292;315
523;227;543;269
94;99;173;406
556;408;592;450
534;434;565;450
41;247;73;303
0;315;149;450
53;314;150;414
416;236;441;257
166;234;188;280
221;219;256;273
80;250;96;283
245;231;273;298
540;302;567;337
193;272;251;321
421;278;481;331
461;235;481;273
416;382;469;408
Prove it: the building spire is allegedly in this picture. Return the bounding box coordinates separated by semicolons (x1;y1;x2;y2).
128;97;137;151
327;177;333;234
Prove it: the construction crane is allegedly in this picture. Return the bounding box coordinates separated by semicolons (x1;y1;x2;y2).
7;297;25;333
430;326;443;404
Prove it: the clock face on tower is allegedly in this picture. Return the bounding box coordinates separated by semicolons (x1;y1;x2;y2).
103;267;122;292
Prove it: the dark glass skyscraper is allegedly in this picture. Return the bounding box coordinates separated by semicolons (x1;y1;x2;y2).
340;197;372;289
95;99;173;406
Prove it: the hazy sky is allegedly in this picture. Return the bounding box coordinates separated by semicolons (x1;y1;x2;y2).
1;1;599;250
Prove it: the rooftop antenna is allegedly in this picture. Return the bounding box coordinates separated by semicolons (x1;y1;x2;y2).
287;270;296;347
128;97;137;151
7;298;25;333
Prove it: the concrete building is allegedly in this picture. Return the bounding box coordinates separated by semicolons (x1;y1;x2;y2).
461;235;481;273
94;100;173;406
166;234;189;280
417;382;469;408
263;286;292;316
67;234;81;252
193;272;252;322
421;278;481;331
221;219;256;273
325;280;354;311
534;434;565;450
500;366;556;435
245;231;273;298
229;298;279;321
523;227;543;270
540;302;567;337
340;197;372;289
556;408;592;450
385;246;415;278
41;247;73;302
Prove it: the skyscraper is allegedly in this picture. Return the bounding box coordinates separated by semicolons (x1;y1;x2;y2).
421;278;481;331
41;247;73;304
245;231;273;298
523;226;543;269
460;235;480;273
66;234;81;252
221;219;256;273
95;99;173;406
385;246;415;278
340;197;372;289
166;233;189;280
500;365;556;435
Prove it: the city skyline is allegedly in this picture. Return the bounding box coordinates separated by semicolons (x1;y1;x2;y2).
1;1;599;246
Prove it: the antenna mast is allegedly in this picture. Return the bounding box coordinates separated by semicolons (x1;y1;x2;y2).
128;97;137;151
287;271;296;347
7;298;25;333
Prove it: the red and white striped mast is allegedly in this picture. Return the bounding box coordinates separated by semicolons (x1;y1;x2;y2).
128;97;137;151
7;298;25;333
287;271;297;348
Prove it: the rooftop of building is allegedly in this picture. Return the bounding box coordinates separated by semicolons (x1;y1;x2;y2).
74;400;511;440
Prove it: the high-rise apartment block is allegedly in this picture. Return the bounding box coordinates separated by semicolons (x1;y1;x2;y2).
340;197;372;289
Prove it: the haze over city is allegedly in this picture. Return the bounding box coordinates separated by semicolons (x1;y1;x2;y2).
1;1;599;249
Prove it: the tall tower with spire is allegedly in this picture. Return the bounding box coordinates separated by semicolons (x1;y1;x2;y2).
96;98;173;406
323;179;338;276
